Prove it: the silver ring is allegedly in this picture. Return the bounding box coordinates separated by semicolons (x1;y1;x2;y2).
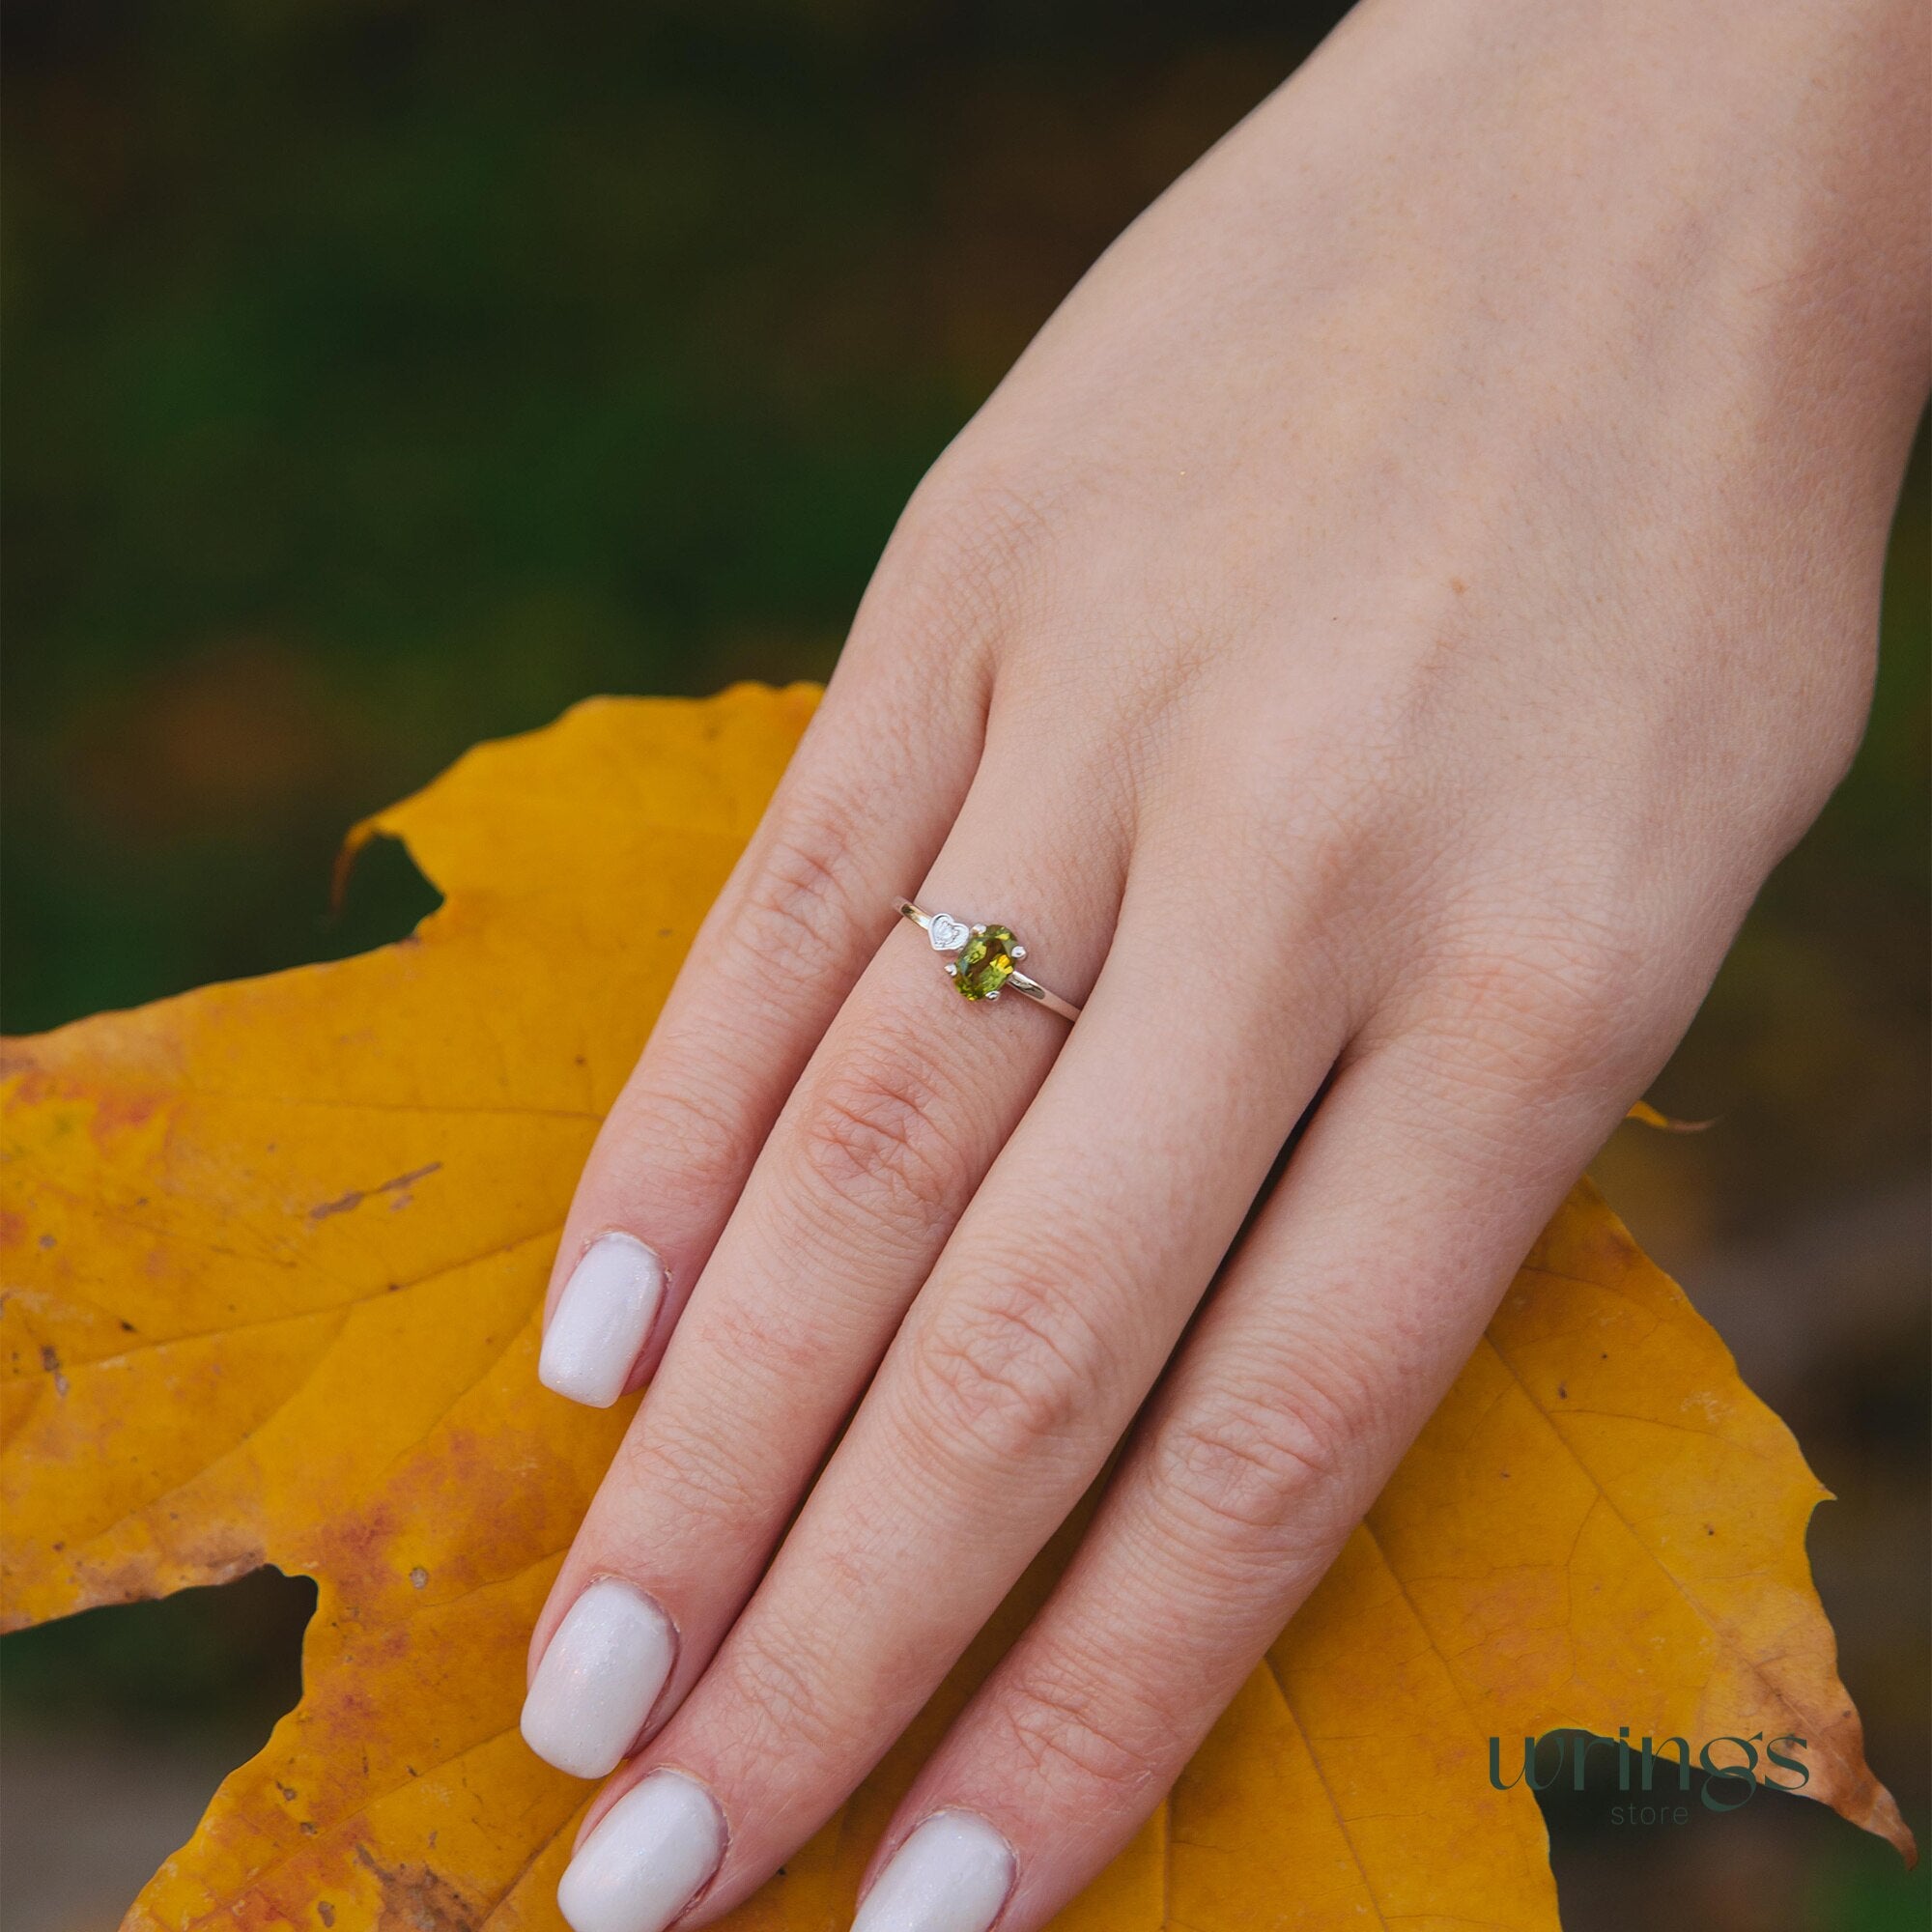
894;899;1082;1022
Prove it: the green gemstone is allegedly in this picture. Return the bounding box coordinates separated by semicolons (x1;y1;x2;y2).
952;924;1017;1001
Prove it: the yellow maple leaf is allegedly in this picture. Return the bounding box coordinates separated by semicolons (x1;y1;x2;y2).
0;685;1911;1930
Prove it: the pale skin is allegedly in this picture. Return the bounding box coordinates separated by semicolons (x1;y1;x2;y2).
519;3;1930;1928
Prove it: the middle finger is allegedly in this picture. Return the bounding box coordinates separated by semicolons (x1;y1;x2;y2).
559;863;1351;1927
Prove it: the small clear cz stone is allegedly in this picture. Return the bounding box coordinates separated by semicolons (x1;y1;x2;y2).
927;913;971;952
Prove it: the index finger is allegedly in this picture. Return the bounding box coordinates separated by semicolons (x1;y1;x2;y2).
537;620;987;1409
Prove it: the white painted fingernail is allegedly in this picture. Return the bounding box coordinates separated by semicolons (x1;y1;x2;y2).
541;1233;665;1406
521;1579;676;1779
852;1812;1016;1932
557;1770;726;1932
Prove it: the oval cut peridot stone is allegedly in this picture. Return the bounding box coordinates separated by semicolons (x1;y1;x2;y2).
953;924;1017;1001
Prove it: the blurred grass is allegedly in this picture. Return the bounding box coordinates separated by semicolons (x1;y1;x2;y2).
2;0;1317;1029
2;3;1925;1927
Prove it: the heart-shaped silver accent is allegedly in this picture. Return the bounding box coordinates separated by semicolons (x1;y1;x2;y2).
927;912;970;952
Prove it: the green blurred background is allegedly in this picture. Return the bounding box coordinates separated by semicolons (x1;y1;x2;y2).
3;3;1925;1927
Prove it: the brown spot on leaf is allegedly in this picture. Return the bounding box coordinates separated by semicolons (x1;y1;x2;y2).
309;1163;442;1222
354;1843;473;1930
41;1346;69;1397
318;1906;335;1927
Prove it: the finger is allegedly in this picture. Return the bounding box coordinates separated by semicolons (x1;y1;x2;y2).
537;608;988;1410
522;744;1129;1781
852;1016;1641;1932
558;879;1353;1929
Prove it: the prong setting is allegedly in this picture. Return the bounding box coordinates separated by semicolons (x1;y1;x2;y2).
948;922;1018;1002
895;897;1077;1020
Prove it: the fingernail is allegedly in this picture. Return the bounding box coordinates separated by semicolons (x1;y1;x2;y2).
852;1812;1016;1932
541;1232;665;1406
522;1579;677;1779
557;1770;726;1932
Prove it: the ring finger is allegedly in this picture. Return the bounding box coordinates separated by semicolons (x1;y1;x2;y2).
522;738;1129;1781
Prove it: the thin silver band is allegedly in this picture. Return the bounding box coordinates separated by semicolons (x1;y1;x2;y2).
895;898;1082;1022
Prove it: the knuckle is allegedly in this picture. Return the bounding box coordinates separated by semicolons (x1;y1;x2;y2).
611;1078;746;1206
696;1291;824;1390
733;807;865;981
619;1415;768;1525
792;1049;962;1236
1151;1375;1350;1554
712;1627;850;1766
1474;927;1634;1030
994;1659;1167;1798
1426;898;1655;1093
879;457;1063;632
903;1264;1106;1472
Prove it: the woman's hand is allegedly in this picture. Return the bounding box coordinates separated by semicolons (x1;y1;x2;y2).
517;4;1927;1927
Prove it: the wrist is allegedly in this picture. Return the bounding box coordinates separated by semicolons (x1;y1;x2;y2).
1268;0;1928;515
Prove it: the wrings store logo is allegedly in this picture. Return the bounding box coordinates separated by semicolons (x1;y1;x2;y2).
1489;1728;1810;1824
